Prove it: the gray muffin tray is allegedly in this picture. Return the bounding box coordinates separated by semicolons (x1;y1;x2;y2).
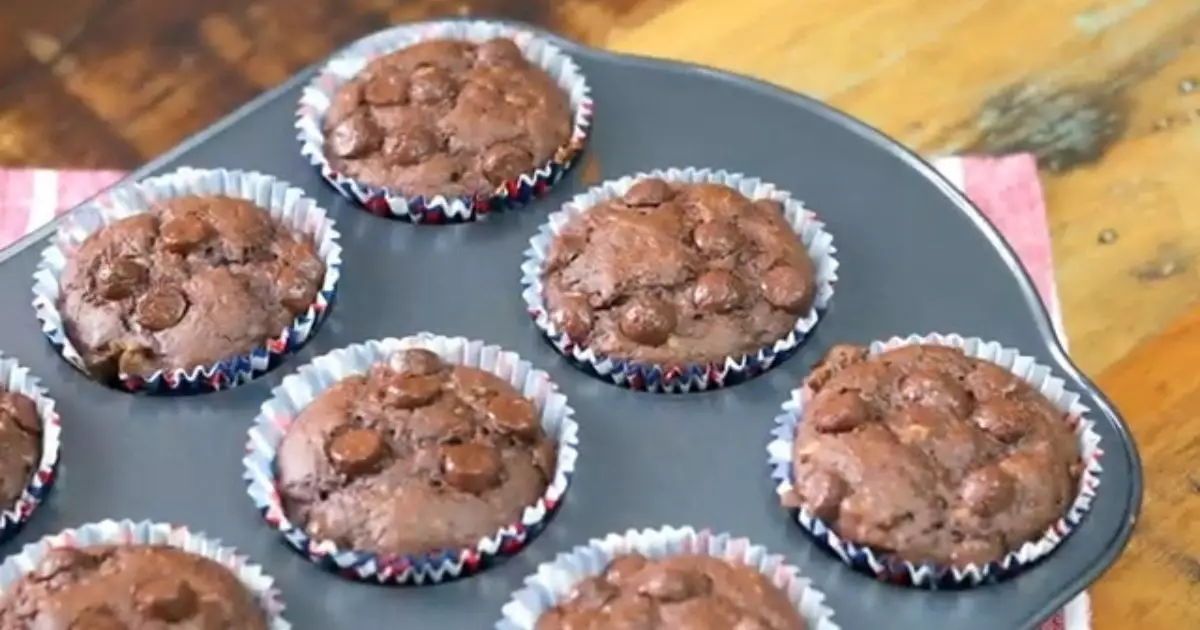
0;19;1140;630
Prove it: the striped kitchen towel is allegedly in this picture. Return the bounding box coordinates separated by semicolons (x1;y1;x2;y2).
0;155;1083;630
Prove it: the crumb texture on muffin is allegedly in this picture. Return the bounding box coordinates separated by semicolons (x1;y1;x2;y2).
789;343;1083;567
275;349;557;557
535;553;806;630
323;38;572;197
60;195;325;379
0;545;268;629
543;179;817;365
0;392;40;509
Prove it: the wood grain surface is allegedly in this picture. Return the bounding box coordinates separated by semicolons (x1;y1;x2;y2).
0;0;1196;627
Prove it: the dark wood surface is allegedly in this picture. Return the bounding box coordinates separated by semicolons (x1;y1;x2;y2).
4;1;1200;627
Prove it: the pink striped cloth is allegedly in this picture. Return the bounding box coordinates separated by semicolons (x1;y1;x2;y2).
0;156;1083;630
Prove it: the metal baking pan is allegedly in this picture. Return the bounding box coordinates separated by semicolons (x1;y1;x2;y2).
0;19;1140;630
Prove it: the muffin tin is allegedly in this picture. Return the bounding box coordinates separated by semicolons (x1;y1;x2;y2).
0;18;1140;630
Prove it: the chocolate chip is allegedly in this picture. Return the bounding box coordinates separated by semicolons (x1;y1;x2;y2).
485;394;540;439
383;124;440;166
31;547;99;581
959;466;1016;516
71;605;125;630
692;269;746;313
276;264;318;313
441;442;501;494
387;349;445;377
95;257;148;301
691;220;743;257
364;73;409;105
134;286;189;331
633;566;712;602
605;554;649;583
135;576;199;622
550;293;593;341
972;399;1028;443
794;468;848;522
328;111;382;159
328;428;388;476
809;389;871;433
480;143;534;185
760;264;814;314
897;370;973;416
475;38;525;67
622;179;673;206
159;216;212;254
804;344;869;390
618;296;676;347
409;65;457;104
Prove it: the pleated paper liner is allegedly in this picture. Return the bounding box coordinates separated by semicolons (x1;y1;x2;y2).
497;525;839;630
0;355;61;546
296;20;593;223
0;519;289;628
767;333;1104;588
32;167;342;394
521;167;838;393
244;333;580;584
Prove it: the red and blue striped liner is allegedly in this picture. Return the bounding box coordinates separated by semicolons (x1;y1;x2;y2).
0;519;289;628
0;355;61;546
32;167;342;395
521;167;838;393
766;333;1105;588
295;20;593;224
243;333;580;584
497;525;840;630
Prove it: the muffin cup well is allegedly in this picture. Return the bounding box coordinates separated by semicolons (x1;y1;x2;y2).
766;333;1105;588
296;20;593;224
0;356;61;546
32;167;343;395
497;525;839;630
244;333;580;585
521;167;838;393
0;519;289;628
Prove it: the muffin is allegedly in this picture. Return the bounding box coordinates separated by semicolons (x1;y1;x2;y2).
323;37;572;198
0;392;41;512
533;173;833;392
785;342;1084;569
58;195;326;383
0;544;268;628
276;347;558;558
536;554;807;630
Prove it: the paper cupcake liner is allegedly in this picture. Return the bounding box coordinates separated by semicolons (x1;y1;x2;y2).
296;20;594;224
521;167;838;393
32;167;343;395
244;333;580;584
0;519;289;628
766;333;1105;588
497;525;839;630
0;356;61;546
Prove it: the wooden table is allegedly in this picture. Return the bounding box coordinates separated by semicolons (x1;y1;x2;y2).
1;0;1197;627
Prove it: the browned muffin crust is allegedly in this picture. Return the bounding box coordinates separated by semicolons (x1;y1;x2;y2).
0;545;268;629
324;37;572;198
787;343;1083;567
0;392;40;510
543;178;817;365
535;553;806;630
60;195;325;379
276;349;557;557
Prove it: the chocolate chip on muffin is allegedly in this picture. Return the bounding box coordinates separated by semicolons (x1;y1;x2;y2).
275;348;557;557
323;37;572;198
787;343;1083;567
543;179;817;366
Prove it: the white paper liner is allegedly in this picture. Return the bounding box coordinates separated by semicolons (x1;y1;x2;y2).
767;333;1105;587
521;167;839;393
296;20;594;223
0;355;61;544
244;333;580;584
32;167;343;394
0;519;289;628
497;525;838;630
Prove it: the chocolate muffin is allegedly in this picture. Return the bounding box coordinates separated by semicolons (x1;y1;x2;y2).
323;37;572;197
276;348;558;557
786;343;1082;567
543;179;817;365
0;544;268;629
59;195;326;380
535;553;806;630
0;392;40;510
